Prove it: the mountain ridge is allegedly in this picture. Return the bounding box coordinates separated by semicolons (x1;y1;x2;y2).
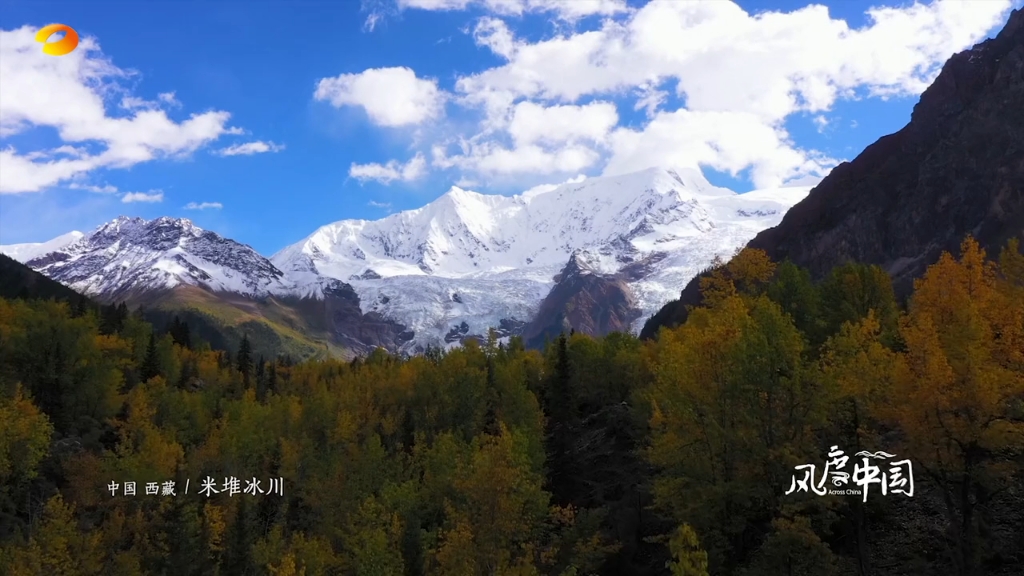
2;167;812;353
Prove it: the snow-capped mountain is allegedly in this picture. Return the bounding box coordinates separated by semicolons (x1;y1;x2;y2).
2;216;292;300
1;231;85;263
271;167;811;350
0;167;810;354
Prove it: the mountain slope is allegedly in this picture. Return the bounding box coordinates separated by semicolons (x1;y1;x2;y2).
0;252;89;304
642;7;1024;339
0;217;345;361
1;231;85;264
13;216;293;301
130;284;347;362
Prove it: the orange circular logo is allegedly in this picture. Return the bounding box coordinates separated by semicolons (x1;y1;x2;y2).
35;24;79;56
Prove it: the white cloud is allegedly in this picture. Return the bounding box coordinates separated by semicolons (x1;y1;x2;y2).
603;109;837;188
473;17;517;59
216;140;285;156
521;172;586;198
456;1;1012;117
434;140;600;175
633;83;669;118
314;67;445;127
350;153;428;184
122;190;164;203
119;92;180;112
421;100;616;178
508;101;618;146
68;182;118;193
0;26;246;193
433;0;1014;186
184;201;222;210
0;147;99;194
394;0;628;21
367;200;392;209
157;92;180;107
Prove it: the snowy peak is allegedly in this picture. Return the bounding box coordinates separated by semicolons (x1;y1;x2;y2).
268;166;811;351
0;230;85;264
271;167;743;288
1;216;290;300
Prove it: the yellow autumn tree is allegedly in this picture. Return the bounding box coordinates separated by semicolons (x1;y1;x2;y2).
647;291;825;571
665;524;710;576
880;237;1024;575
699;248;777;308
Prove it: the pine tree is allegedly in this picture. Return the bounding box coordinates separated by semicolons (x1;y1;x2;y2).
71;296;88;318
223;497;255;574
141;332;160;383
106;301;129;334
181;320;191;349
550;333;575;423
546;332;577;504
236;334;253;388
267;360;277;394
255;355;267;400
483;357;500;436
169;316;192;349
100;303;124;335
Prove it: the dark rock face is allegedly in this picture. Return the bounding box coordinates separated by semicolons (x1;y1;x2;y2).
319;281;414;355
522;253;642;349
274;280;412;356
445;321;471;343
642;8;1024;339
442;317;526;346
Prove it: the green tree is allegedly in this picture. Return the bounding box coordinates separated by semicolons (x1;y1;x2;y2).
818;262;899;345
766;260;823;348
237;334;253;389
140;332;160;383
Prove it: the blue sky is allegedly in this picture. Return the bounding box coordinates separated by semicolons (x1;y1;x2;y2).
0;0;1019;255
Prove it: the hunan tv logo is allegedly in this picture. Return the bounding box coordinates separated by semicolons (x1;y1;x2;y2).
35;23;79;56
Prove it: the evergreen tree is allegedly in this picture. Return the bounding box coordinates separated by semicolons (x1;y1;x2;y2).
550;333;575;423
71;296;88;318
545;332;577;505
168;316;192;349
483;356;500;436
99;302;126;335
255;355;267;400
236;334;253;388
140;332;160;383
267;360;277;394
223;497;256;574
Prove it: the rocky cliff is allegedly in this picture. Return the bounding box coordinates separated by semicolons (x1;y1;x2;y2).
521;253;642;349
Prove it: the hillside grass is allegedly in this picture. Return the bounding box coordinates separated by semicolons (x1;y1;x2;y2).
133;285;349;361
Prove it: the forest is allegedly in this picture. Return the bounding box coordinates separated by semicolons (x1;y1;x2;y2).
0;236;1022;576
